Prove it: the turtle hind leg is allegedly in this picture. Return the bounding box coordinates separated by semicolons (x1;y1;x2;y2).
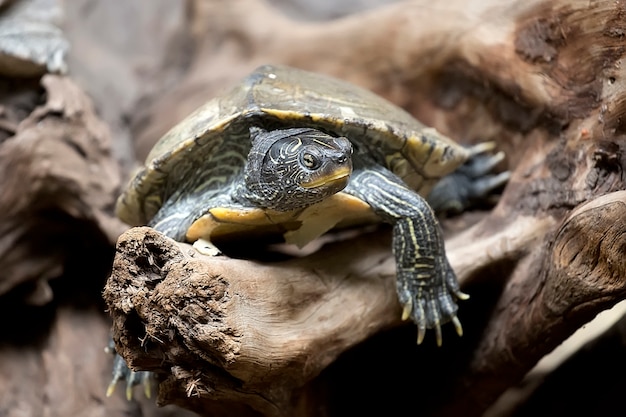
427;143;510;215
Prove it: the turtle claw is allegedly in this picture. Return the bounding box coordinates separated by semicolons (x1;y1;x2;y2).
417;323;426;345
401;298;413;321
417;300;427;345
467;141;497;156
398;261;466;346
106;376;120;398
434;323;443;347
144;376;153;399
108;367;153;401
106;345;127;398
451;315;464;338
412;314;457;346
402;299;428;344
126;370;150;401
106;342;154;400
455;290;470;301
126;383;134;402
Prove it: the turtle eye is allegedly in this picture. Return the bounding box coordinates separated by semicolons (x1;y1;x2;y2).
300;152;321;170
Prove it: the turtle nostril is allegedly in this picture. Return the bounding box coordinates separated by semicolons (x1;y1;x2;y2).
333;152;350;164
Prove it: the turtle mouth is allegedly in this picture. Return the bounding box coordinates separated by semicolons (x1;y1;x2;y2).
301;166;351;189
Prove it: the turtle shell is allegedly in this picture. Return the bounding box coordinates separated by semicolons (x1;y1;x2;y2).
116;64;470;230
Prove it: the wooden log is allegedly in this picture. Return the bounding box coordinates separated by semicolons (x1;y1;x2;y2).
105;192;626;416
104;226;400;416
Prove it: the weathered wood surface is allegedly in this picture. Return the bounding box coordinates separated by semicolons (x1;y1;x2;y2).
105;227;399;416
105;0;626;416
0;74;125;302
105;191;626;416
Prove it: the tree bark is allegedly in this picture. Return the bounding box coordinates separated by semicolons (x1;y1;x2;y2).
105;0;626;416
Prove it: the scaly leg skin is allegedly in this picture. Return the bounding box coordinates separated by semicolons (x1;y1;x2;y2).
106;339;154;400
345;156;468;346
394;215;468;346
427;142;510;214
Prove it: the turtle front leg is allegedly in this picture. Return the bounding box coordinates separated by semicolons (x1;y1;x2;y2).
344;163;467;346
393;212;468;345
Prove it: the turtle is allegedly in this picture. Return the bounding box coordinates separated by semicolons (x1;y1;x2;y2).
109;64;507;397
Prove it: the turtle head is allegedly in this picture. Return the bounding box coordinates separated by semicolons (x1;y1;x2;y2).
243;127;353;211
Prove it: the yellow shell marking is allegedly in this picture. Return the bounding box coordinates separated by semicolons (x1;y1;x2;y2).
185;193;376;248
403;128;468;179
283;193;374;248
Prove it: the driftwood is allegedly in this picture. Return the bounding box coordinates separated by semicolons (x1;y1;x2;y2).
0;74;125;302
104;0;626;416
105;227;400;416
105;192;626;417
